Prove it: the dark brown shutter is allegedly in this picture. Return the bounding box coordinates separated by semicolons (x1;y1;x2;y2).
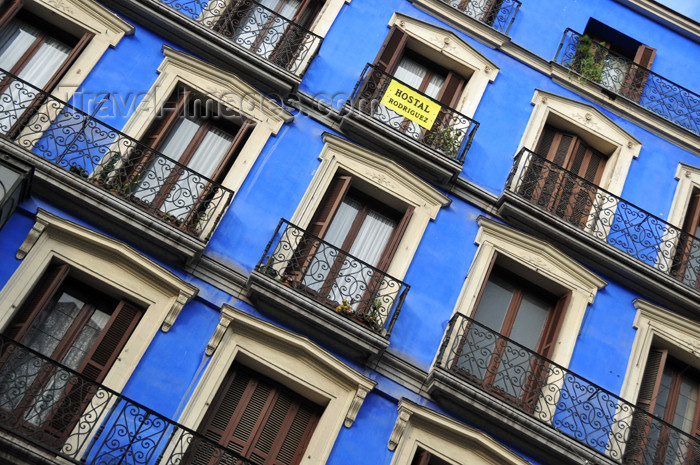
374;25;407;72
637;348;667;414
633;44;657;70
0;0;22;31
682;193;700;236
4;263;70;341
290;0;321;27
78;301;143;383
622;44;656;102
375;205;414;272
198;364;320;465
306;175;352;239
436;72;466;109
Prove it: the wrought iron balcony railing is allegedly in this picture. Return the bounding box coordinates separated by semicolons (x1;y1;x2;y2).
555;29;700;136
256;219;409;337
439;0;521;35
505;148;700;291
436;313;700;464
349;63;479;165
0;68;233;241
157;0;323;75
0;333;253;465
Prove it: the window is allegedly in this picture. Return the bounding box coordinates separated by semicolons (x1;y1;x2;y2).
173;305;375;465
448;218;605;379
388;399;532;465
215;0;323;68
515;90;641;199
411;448;453;465
119;47;291;235
521;124;608;228
378;13;498;119
624;349;700;465
0;9;90;136
191;362;321;465
0;262;142;447
128;87;254;226
288;134;449;286
0;0;132;133
452;261;569;411
582;18;656;101
293;174;413;313
618;300;700;464
671;189;700;289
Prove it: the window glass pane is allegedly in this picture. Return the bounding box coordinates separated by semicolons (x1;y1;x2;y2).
61;308;111;371
0;20;39;71
394;56;428;89
510;293;550;350
672;375;698;433
471;274;514;332
22;291;85;357
653;369;673;421
187;126;234;179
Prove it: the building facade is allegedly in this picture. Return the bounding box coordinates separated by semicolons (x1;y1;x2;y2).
0;0;698;464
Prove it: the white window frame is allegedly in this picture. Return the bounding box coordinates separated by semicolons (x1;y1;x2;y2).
388;399;532;465
171;304;376;465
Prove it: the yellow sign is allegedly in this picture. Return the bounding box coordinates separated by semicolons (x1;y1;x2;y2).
379;79;441;130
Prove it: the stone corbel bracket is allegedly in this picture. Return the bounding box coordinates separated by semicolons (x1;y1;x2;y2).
205;305;237;356
388;406;413;451
344;385;371;428
161;290;194;332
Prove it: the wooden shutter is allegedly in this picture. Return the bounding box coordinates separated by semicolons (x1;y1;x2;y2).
672;192;700;287
290;0;322;27
436;72;466;109
375;205;414;272
45;300;143;437
373;25;407;73
306;175;352;239
637;348;667;414
682;193;700;236
199;364;320;465
78;301;143;383
4;263;70;341
622;44;656;102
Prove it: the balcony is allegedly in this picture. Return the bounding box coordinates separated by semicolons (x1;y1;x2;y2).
498;148;700;315
555;29;700;136
246;219;409;360
340;63;479;185
427;313;700;465
0;334;251;465
0;68;233;265
437;0;521;35
119;0;323;96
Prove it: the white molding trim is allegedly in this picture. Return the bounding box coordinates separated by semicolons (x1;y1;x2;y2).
449;217;606;371
387;12;499;119
389;399;531;465
176;305;376;465
668;163;700;228
290;133;450;280
516;89;642;198
0;209;198;393
612;0;700;43
619;299;700;405
28;0;134;101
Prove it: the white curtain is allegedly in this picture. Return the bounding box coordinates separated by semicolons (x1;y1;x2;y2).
0;19;70;133
233;0;300;59
136;117;233;220
304;198;360;292
378;56;445;139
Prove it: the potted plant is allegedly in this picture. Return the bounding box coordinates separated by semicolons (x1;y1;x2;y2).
162;212;183;227
425;126;463;158
359;298;382;330
570;35;607;83
335;299;354;316
258;256;278;278
69;164;89;179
